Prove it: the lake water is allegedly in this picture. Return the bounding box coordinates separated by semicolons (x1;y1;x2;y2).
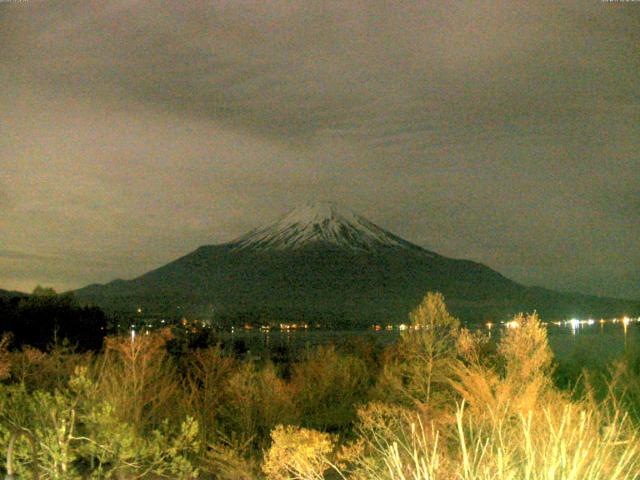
218;320;640;365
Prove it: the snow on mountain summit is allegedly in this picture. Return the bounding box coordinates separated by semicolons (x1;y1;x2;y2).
229;201;430;253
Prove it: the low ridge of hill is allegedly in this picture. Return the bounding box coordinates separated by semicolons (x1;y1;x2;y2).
0;288;27;299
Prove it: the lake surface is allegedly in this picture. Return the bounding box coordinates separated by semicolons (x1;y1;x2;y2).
218;320;640;365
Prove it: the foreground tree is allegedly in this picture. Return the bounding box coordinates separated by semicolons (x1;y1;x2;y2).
376;292;460;408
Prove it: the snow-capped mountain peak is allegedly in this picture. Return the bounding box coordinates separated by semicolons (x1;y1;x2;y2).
229;201;430;253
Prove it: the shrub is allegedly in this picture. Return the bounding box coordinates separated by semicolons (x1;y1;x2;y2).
0;333;11;381
0;367;200;479
217;361;297;451
10;341;91;392
96;330;180;432
452;312;556;420
290;345;371;432
338;401;441;480
262;425;338;480
181;344;239;442
336;401;640;480
453;401;640;480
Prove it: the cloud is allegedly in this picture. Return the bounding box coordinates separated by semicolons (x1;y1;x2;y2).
1;1;639;298
4;2;638;140
0;250;52;261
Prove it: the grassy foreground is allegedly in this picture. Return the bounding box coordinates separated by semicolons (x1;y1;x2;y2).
1;292;640;479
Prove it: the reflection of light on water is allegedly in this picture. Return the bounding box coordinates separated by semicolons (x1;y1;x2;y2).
553;317;639;335
215;316;640;362
623;317;630;346
485;322;494;337
568;318;580;335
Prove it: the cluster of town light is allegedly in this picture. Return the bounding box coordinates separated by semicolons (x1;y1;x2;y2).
127;313;639;342
368;317;640;332
499;316;638;331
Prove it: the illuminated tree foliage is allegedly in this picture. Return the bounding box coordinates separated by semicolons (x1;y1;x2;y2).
0;293;638;479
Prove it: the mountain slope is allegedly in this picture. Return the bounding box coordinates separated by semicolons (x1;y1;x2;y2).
75;202;640;324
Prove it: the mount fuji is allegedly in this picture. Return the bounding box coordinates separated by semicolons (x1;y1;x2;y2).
75;202;639;324
230;201;427;253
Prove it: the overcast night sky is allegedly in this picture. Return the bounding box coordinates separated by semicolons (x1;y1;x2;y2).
0;1;638;299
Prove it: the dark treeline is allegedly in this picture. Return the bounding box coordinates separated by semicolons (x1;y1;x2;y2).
0;289;107;351
0;290;300;359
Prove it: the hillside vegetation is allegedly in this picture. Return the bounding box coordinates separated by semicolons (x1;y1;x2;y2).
1;292;640;479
